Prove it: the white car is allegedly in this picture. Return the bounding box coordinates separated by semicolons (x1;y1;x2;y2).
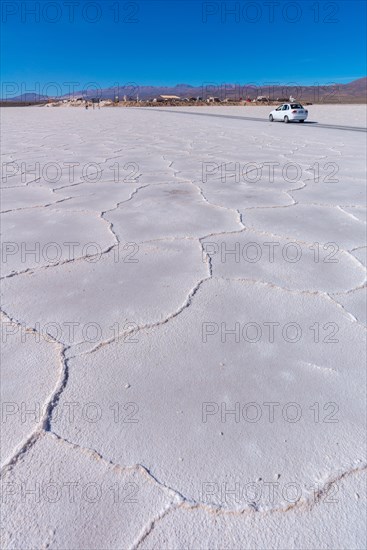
269;103;308;123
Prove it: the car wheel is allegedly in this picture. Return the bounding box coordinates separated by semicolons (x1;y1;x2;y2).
269;115;274;122
284;116;289;123
299;119;304;123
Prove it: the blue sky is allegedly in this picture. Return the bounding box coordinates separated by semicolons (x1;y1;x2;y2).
1;0;366;96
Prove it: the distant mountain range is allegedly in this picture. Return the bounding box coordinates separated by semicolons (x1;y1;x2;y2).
3;78;366;103
2;92;50;102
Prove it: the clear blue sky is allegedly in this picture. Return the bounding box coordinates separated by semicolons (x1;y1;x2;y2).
1;0;366;96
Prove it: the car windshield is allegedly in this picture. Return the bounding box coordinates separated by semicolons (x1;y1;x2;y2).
290;104;303;109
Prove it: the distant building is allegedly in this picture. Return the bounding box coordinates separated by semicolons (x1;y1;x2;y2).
160;95;181;101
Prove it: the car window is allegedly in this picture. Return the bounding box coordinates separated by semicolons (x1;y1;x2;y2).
290;104;303;109
282;105;289;110
276;105;283;111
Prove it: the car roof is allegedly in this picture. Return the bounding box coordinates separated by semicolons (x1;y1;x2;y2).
278;103;303;107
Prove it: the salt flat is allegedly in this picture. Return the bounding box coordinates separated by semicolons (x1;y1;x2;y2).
1;106;366;549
